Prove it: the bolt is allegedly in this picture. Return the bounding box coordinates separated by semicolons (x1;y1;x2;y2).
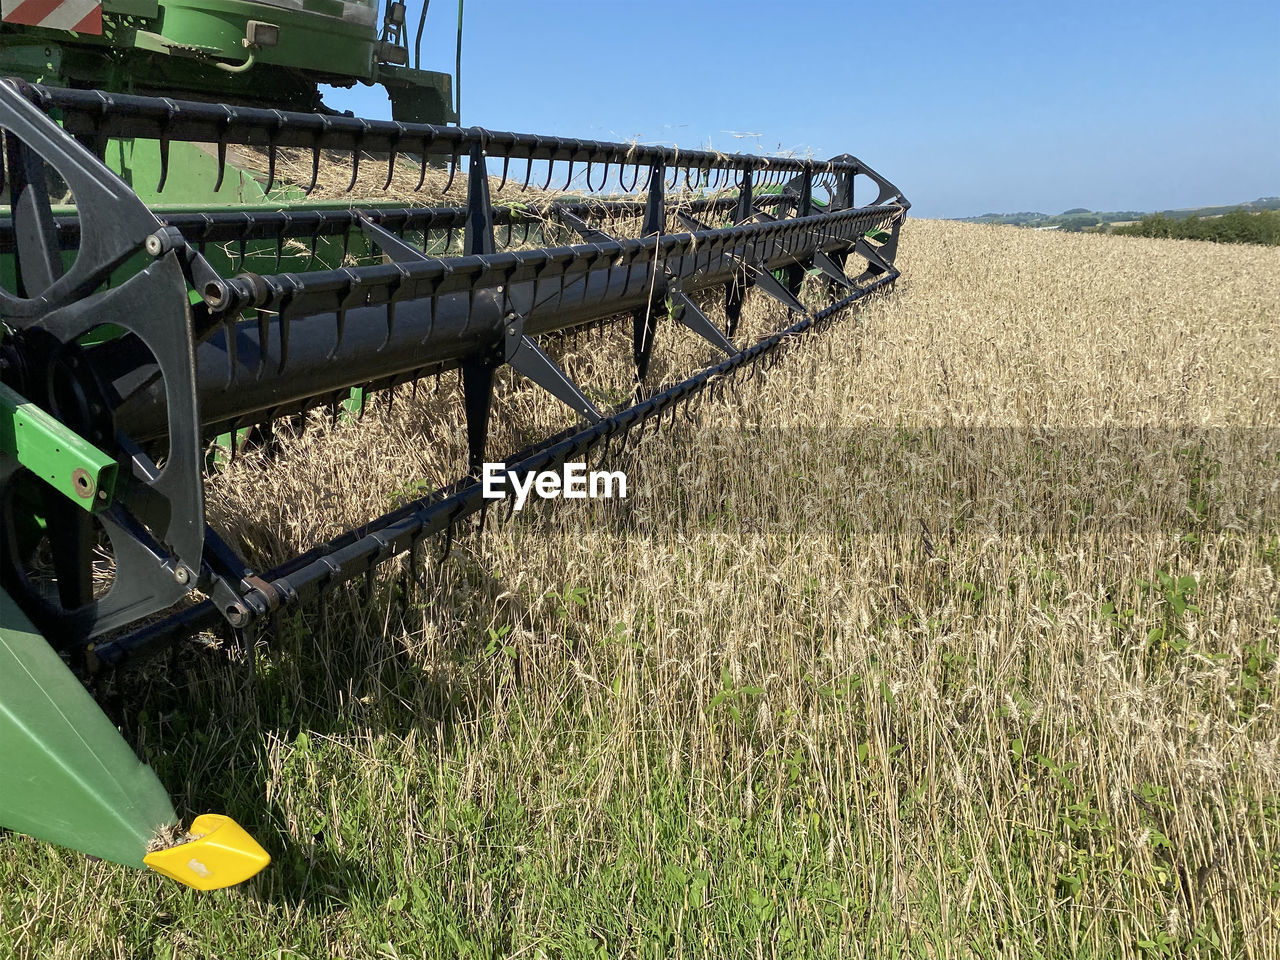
506;325;517;337
174;566;190;585
145;233;164;256
71;468;94;499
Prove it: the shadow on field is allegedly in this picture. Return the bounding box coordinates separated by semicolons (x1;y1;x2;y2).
88;536;598;911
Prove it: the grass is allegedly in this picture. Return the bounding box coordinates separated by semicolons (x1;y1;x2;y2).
2;220;1278;958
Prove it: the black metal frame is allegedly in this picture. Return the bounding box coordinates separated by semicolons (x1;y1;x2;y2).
0;78;908;662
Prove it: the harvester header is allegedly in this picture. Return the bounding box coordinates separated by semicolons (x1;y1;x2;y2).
0;0;907;891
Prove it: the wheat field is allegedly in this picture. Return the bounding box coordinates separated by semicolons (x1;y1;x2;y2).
2;220;1277;959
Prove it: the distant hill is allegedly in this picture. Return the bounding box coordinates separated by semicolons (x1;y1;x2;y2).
957;197;1280;232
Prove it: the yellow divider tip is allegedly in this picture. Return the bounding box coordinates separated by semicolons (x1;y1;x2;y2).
143;814;270;890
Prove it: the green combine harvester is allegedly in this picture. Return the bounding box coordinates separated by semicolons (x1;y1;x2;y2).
0;1;907;890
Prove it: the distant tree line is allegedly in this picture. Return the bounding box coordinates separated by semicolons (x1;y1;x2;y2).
1058;215;1100;232
960;198;1280;233
1111;210;1280;245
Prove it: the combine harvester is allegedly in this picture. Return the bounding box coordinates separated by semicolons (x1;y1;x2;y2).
0;1;908;889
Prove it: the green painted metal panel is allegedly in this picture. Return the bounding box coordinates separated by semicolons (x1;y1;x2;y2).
0;383;118;512
156;0;376;78
106;137;269;207
341;385;366;420
105;0;160;16
0;588;177;868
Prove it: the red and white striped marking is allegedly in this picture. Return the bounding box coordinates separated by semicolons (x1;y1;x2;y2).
1;0;102;35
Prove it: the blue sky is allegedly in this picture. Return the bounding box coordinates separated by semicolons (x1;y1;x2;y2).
327;1;1280;219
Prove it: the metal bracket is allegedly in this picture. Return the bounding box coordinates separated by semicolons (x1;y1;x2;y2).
854;236;895;277
559;211;617;246
735;169;754;225
674;211;707;233
465;142;496;257
669;290;735;357
0;382;117;512
750;263;810;316
503;315;602;423
460;358;495;478
813;249;855;289
358;214;434;263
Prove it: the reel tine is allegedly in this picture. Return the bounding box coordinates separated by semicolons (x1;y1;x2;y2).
265;142;277;194
277;311;291;375
220;315;239;384
384;297;397;348
443;151;460;194
384;131;400;190
256;308;270;378
215;138;229;192
416;145;429;191
307;142;321;195
332;272;353;356
227;417;240;463
347;147;361;193
156;136;170;193
438;513;458;566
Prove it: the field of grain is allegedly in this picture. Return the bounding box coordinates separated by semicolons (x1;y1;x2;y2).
2;220;1277;959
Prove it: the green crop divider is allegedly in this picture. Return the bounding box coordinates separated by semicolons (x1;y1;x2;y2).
0;383;118;511
0;587;177;868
